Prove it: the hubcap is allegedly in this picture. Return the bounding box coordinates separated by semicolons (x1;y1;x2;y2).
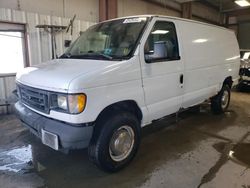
109;125;135;162
221;90;229;109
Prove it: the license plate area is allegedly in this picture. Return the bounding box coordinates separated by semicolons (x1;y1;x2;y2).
41;129;59;150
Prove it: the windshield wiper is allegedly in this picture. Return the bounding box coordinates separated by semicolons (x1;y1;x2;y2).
60;53;72;58
60;52;114;60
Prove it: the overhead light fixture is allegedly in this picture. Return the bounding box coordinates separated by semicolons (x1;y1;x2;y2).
235;0;250;7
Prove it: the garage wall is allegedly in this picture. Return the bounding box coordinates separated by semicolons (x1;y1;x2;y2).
192;2;221;24
238;23;250;49
118;0;220;25
0;8;95;65
0;8;95;114
0;0;99;22
118;0;181;17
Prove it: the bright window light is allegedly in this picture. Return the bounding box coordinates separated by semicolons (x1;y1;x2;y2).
235;0;250;7
152;30;169;34
0;32;25;74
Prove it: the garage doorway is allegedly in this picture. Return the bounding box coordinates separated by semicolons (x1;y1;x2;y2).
0;21;28;114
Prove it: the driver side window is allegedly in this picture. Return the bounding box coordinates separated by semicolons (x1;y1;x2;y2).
144;21;180;63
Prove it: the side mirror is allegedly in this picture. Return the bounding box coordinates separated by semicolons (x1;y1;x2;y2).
145;41;168;63
64;40;71;48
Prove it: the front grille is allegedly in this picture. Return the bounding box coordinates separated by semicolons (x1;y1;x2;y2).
18;84;49;114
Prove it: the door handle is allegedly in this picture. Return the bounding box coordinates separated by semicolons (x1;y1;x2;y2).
180;74;184;84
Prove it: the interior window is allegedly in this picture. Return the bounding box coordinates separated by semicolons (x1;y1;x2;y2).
144;21;180;63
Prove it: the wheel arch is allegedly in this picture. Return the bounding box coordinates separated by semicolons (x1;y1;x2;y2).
95;100;143;123
223;76;233;89
90;100;142;144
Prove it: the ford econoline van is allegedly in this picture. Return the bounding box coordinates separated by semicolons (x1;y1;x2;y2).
15;15;240;172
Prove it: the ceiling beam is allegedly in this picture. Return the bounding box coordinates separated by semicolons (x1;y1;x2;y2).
223;7;250;16
99;0;117;22
99;0;108;22
197;0;220;11
107;0;117;20
182;2;192;19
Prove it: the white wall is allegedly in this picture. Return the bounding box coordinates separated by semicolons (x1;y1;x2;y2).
0;0;99;22
118;0;181;18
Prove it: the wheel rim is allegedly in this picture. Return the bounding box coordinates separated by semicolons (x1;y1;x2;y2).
109;125;135;162
221;90;229;109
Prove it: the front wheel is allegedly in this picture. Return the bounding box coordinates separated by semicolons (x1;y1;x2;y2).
88;111;141;172
211;85;231;114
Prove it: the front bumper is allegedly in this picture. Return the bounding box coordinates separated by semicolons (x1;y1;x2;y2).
15;101;93;150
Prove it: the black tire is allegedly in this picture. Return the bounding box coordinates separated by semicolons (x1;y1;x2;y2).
211;85;231;114
88;111;141;172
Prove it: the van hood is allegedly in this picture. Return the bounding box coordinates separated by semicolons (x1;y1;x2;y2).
16;59;120;92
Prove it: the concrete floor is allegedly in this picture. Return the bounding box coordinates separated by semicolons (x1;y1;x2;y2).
0;91;250;188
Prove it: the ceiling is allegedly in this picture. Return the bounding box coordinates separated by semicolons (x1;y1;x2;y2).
204;0;244;11
174;0;250;20
147;0;250;23
153;0;250;12
202;0;250;22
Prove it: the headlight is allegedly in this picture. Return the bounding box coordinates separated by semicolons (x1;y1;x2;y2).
50;93;86;114
57;95;67;110
68;94;86;114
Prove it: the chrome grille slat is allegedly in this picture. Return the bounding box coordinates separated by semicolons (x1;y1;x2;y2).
18;84;49;114
22;97;45;109
21;88;45;100
21;92;45;104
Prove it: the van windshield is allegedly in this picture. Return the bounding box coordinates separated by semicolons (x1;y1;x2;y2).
61;17;148;60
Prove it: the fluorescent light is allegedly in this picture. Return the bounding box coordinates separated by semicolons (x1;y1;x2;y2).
235;0;250;7
151;30;169;34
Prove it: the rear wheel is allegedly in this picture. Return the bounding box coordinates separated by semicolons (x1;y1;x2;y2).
88;111;141;172
211;85;231;114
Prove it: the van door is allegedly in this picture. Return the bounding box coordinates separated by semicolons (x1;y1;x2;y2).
139;18;184;122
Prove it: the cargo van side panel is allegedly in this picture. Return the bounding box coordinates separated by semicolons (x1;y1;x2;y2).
176;20;240;108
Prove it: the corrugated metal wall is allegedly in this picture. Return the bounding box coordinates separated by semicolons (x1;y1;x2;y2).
0;8;95;114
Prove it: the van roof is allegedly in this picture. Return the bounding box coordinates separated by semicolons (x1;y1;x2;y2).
100;15;232;32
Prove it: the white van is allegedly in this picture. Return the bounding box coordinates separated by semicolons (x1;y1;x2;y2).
15;15;240;172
